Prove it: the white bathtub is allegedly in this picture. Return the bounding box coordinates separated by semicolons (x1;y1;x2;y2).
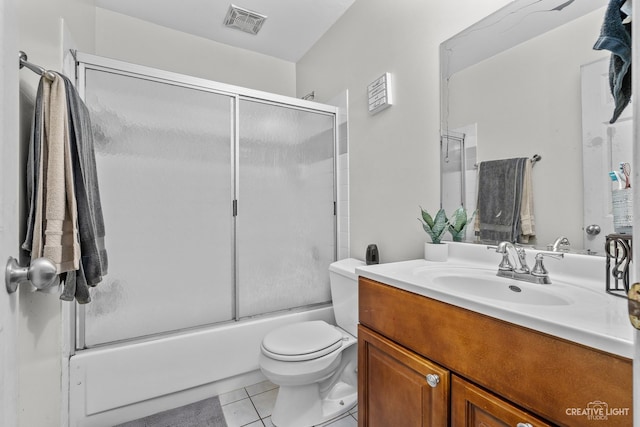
69;306;334;426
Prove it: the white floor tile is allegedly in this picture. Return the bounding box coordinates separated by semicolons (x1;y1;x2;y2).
246;380;278;396
349;405;358;420
221;398;261;427
220;380;358;427
219;388;249;405
251;388;279;418
316;414;358;427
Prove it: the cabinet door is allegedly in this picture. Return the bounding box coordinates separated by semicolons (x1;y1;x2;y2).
358;325;449;427
451;375;552;427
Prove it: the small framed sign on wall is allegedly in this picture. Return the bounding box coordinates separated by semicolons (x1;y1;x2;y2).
368;73;392;114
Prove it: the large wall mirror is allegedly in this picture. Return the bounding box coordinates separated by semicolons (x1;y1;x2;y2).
440;0;631;254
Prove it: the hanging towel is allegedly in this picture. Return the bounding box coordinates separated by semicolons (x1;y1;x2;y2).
519;160;536;243
39;75;81;273
593;0;632;123
476;158;527;243
23;73;107;304
59;74;108;303
23;79;45;255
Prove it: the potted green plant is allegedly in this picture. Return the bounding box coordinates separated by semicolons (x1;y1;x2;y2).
418;207;449;261
419;207;448;244
447;206;476;242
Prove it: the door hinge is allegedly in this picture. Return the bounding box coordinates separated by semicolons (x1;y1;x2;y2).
233;199;238;216
334;201;337;216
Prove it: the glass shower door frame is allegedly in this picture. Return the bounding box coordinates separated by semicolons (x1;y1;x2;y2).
72;52;338;351
235;96;339;320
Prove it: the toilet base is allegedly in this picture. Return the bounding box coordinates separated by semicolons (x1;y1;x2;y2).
271;380;357;427
261;328;358;427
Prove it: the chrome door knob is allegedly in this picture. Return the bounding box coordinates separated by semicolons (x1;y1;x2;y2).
585;224;601;235
426;373;440;388
5;257;57;294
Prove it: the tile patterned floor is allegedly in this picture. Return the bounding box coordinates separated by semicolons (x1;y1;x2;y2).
220;380;358;427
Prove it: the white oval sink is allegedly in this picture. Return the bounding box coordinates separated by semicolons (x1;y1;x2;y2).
431;274;572;306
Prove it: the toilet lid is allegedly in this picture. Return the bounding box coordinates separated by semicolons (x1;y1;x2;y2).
261;320;344;362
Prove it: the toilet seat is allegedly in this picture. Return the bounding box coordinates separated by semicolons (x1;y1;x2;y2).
261;321;344;362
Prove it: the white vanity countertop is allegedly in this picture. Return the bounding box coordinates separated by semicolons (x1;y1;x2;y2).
355;242;635;359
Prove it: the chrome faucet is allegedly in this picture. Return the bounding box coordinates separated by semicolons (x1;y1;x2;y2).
549;236;570;252
495;241;529;274
489;242;564;284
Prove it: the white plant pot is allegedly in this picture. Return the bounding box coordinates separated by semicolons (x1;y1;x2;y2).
424;242;448;262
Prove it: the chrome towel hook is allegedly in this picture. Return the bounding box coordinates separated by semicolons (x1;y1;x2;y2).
5;257;57;294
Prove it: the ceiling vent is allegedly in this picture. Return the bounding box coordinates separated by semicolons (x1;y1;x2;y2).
224;4;267;35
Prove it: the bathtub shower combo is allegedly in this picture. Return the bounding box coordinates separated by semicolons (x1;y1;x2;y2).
67;53;344;426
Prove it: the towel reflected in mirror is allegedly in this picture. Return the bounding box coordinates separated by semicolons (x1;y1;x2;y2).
475;157;535;243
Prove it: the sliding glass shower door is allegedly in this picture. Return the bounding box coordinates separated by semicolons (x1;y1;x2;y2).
82;69;235;347
76;55;337;348
237;100;336;317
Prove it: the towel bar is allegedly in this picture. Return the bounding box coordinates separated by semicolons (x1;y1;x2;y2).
474;154;541;169
19;51;56;81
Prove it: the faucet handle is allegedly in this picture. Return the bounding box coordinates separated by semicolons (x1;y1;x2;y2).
498;252;513;271
531;253;548;277
535;251;565;260
531;252;564;278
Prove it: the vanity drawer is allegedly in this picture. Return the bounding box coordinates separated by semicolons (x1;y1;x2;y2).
358;277;633;426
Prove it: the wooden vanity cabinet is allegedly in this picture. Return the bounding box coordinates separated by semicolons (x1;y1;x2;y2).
358;277;633;427
358;325;449;426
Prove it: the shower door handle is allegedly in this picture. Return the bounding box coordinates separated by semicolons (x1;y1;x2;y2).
5;257;57;294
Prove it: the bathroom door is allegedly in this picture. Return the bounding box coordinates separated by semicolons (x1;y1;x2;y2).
0;0;20;424
581;57;633;253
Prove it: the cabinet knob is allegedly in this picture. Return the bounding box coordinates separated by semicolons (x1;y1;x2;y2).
425;373;440;388
516;423;533;427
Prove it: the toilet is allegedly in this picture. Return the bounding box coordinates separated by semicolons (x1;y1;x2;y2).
259;258;364;427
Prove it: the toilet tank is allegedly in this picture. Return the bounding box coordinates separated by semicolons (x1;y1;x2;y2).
329;258;365;337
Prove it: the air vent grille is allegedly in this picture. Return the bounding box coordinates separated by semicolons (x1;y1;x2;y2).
224;4;267;35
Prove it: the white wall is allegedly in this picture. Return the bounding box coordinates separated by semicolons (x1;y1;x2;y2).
1;0;21;425
296;0;513;262
18;0;95;94
95;8;296;97
17;0;95;426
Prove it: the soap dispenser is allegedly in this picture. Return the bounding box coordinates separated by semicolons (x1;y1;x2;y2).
366;244;379;265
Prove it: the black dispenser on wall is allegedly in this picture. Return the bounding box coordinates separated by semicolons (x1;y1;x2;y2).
366;244;379;265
